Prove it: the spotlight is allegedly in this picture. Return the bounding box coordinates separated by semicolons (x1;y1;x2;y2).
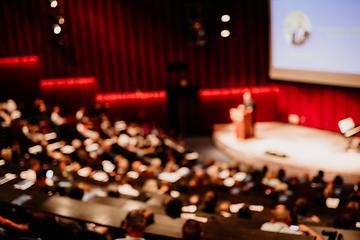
50;0;58;8
53;24;61;34
221;14;230;22
220;30;230;37
58;17;65;24
45;12;65;25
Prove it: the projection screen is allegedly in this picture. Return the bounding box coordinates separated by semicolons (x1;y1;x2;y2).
269;0;360;88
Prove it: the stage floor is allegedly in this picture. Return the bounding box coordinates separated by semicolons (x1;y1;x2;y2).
213;122;360;184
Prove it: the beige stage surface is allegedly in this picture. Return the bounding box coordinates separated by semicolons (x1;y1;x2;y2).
213;122;360;184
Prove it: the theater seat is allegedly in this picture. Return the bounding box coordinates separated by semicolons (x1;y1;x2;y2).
338;117;360;151
77;229;108;240
48;222;77;240
0;231;11;240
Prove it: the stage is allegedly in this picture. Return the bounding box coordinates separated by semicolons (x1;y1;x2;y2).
213;122;360;184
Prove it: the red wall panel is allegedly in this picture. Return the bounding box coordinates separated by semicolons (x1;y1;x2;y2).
278;82;360;133
40;77;97;116
0;56;40;104
95;91;168;127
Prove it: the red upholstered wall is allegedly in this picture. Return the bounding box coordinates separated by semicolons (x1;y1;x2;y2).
95;91;168;127
278;82;360;133
0;0;269;91
0;56;40;104
0;0;359;133
40;77;97;115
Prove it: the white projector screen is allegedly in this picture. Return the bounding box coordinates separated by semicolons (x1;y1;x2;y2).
269;0;360;88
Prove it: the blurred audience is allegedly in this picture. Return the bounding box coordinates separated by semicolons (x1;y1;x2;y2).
0;98;359;240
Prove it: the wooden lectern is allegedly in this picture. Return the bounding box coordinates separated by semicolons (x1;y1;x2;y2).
229;105;254;140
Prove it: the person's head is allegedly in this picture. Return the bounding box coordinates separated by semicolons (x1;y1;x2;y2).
294;197;309;216
272;205;291;225
238;205;252;219
333;175;343;185
124;209;146;238
53;106;60;113
182;219;203;240
278;169;285;180
1;148;12;161
188;194;201;205
29;158;41;172
203;190;218;213
333;214;356;229
142;179;159;193
165;198;183;218
243;92;252;102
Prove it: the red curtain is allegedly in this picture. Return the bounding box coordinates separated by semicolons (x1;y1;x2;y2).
277;82;360;133
95;92;168;127
40;77;97;116
0;0;270;93
0;56;40;105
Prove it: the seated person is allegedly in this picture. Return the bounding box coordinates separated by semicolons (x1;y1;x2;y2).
165;198;183;218
293;197;320;223
115;209;147;240
0;214;30;232
50;106;71;141
333;213;356;229
76;116;100;141
21;120;43;143
312;170;326;185
20;158;41;181
50;106;66;127
182;219;203;240
261;205;323;240
201;190;218;214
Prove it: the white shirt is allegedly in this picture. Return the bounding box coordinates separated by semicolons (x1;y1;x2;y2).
20;169;37;181
51;112;65;126
294;28;306;44
261;222;303;235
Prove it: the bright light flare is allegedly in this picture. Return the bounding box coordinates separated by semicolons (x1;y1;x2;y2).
221;14;230;22
58;17;65;24
221;30;230;37
53;24;61;34
50;0;58;8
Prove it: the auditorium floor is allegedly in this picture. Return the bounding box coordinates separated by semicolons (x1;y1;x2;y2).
183;135;233;165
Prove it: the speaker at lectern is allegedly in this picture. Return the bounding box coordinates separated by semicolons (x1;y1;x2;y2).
229;104;254;140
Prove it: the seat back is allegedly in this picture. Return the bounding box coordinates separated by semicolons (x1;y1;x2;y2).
338;117;355;134
77;229;108;240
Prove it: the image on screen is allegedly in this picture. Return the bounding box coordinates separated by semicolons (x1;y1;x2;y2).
269;0;360;88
